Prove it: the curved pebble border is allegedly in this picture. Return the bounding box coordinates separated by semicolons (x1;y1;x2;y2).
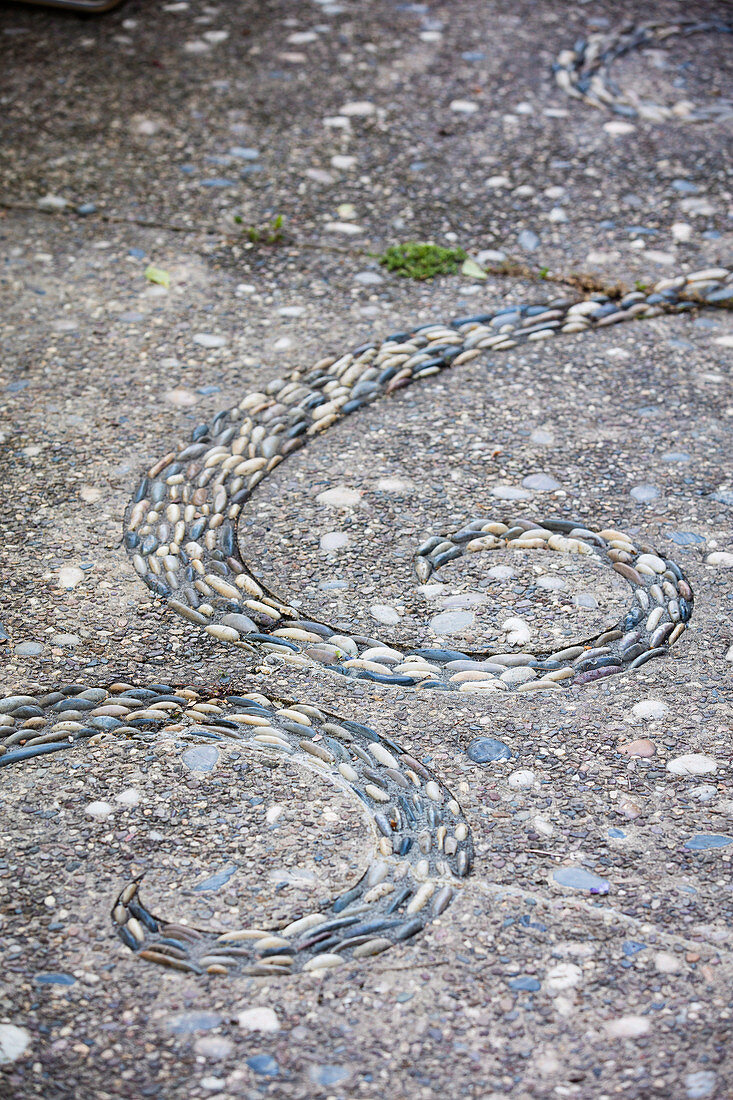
0;686;471;976
554;20;733;122
411;513;693;691
122;269;729;694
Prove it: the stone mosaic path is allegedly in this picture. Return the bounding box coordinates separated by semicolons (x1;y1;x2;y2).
1;1;732;1097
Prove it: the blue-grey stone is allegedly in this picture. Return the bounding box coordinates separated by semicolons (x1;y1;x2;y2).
710;489;733;507
630;483;660;503
35;972;76;985
668;531;705;546
91;715;122;730
308;1065;351;1087
553;867;610;894
229;146;260;160
194;864;238;892
165;1012;222;1034
247;1054;279;1076
607;827;626;839
518;229;540;251
181;745;220;773
467;737;513;764
200;178;236;188
508;976;541;991
15;642;44;656
685;1070;717;1099
671;179;698;193
684;834;733;851
622;941;646;956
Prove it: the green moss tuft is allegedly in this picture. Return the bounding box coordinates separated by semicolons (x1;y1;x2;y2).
378;241;467;280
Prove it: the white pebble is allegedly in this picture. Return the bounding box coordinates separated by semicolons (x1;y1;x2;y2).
491;484;532;500
631;700;669;721
58;567;84;589
0;1025;31;1064
537;575;566;591
193;333;227;348
487;566;515;581
85;800;115;820
237;1007;280;1032
706;552;733;567
320;532;349;551
450;99;479;114
654;950;682;974
324;222;364;235
544;962;582;993
507;769;536;789
165;388;198;407
502;617;531;646
667;754;717;776
38;194;68;210
317;486;362;507
114;788;141;807
370;604;401;625
605;1015;650;1038
375;477;413;492
340;100;375;116
80;485;103;503
476;249;507;265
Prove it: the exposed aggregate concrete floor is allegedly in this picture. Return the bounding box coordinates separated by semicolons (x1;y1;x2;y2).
1;0;732;1098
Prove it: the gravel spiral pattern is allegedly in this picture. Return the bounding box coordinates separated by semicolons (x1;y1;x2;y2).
122;269;729;693
554;20;733;123
0;686;471;975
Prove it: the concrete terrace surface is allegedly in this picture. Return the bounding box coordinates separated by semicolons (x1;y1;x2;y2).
0;1;732;1099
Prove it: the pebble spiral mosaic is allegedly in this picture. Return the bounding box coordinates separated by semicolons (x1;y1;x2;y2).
0;687;470;976
120;269;727;694
554;20;733;123
3;265;730;977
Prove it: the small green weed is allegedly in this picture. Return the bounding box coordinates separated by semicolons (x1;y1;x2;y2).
378;241;467;280
234;213;285;244
538;266;549;279
634;280;649;292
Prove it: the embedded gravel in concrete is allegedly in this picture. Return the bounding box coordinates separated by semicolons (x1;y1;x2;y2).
1;0;732;1098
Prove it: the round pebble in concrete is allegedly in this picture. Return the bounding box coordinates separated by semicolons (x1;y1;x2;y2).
667;754;716;776
466;737;513;763
684;834;733;851
0;1024;31;1064
630;483;660;502
553;867;610;894
430;610;474;634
